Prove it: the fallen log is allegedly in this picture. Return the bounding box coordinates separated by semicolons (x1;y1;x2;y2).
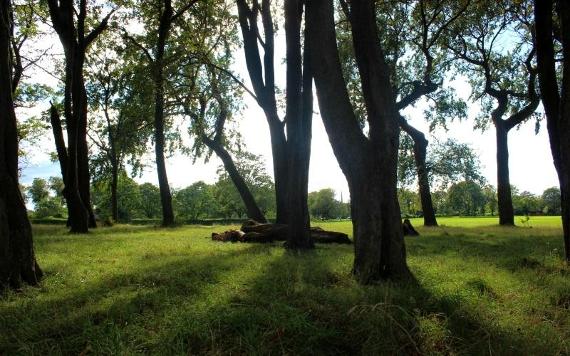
211;220;352;244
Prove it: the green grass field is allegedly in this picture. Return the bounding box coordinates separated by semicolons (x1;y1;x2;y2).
1;217;568;355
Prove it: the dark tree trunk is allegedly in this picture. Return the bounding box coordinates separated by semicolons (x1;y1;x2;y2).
49;105;73;223
0;0;42;290
307;0;410;283
400;118;437;226
110;158;119;222
236;0;289;224
73;53;96;228
47;0;112;232
535;0;570;261
495;121;514;225
284;0;313;249
153;1;175;227
202;136;267;223
153;73;174;226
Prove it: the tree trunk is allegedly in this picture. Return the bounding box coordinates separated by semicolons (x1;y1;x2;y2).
65;48;90;233
400;118;437;226
73;54;96;228
534;0;570;261
235;0;289;224
202;136;267;223
284;0;313;249
49;105;73;223
110;158;119;222
558;0;570;262
153;72;175;226
495;121;515;225
306;0;410;283
413;136;437;226
153;3;175;227
0;0;42;289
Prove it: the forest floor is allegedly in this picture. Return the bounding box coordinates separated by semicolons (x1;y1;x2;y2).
1;217;568;355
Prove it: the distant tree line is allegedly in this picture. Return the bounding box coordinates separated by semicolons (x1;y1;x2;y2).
399;184;562;218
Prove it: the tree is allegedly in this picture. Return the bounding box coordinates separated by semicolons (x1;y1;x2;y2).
534;0;570;261
180;64;268;223
138;183;161;219
235;0;314;248
337;1;470;227
1;0;42;290
174;181;218;221
483;185;498;216
46;0;116;232
447;181;486;216
308;189;338;220
212;152;276;219
307;0;411;282
446;1;540;225
123;0;200;227
27;177;65;218
542;187;561;215
429;139;485;188
512;190;542;215
86;39;152;222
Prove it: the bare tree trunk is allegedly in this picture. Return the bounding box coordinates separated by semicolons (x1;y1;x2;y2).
400;118;437;226
307;0;410;283
153;0;175;227
535;0;570;261
110;158;119;222
236;0;289;224
495;121;514;225
0;0;42;290
47;0;112;232
284;0;313;249
202;136;267;223
153;72;174;226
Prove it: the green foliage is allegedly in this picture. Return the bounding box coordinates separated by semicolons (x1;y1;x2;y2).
398;188;421;217
542;187;562;215
308;188;349;220
173;181;219;220
2;218;567;354
398;137;485;190
212;152;276;219
26;177;65;218
446;181;486;216
91;172;144;222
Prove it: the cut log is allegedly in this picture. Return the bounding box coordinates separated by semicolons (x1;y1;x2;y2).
402;219;419;236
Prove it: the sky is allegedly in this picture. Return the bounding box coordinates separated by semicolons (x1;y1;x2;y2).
18;14;560;202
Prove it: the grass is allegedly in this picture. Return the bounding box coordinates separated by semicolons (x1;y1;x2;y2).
0;217;568;355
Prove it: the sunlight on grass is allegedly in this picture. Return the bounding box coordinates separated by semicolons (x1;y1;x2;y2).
0;217;568;354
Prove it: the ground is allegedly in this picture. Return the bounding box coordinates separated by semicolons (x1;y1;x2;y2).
0;217;568;355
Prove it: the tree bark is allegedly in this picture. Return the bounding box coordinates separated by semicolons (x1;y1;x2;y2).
307;0;410;283
284;0;313;249
153;0;175;227
535;0;570;261
495;121;514;225
400;118;437;226
0;0;42;290
202;136;267;223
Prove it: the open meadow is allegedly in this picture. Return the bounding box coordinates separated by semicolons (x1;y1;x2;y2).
1;217;569;355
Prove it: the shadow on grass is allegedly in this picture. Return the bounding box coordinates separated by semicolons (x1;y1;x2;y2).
1;238;568;354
